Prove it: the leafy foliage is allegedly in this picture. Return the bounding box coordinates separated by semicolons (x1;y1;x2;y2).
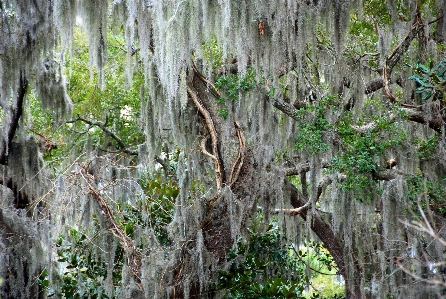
130;174;179;246
215;67;257;119
202;35;225;72
51;173;179;297
407;173;446;217
330;106;406;200
294;96;336;155
28;27;145;172
217;214;343;299
408;59;446;102
415;135;439;160
55;224;124;299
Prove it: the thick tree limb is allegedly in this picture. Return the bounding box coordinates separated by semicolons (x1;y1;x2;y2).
403;107;444;132
372;168;405;181
283;179;362;298
269;96;301;121
284;162;310;176
0;73;28;165
278;174;345;215
352;107;443;134
187;85;224;190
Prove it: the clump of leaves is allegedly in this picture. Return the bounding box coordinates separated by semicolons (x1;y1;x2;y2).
130;175;179;246
295;96;336;155
218;218;307;298
416;135;439;160
217;214;341;299
55;224;124;299
330;107;406;201
215;67;257;119
407;173;446;217
202;35;225;72
28;27;145;173
408;59;446;102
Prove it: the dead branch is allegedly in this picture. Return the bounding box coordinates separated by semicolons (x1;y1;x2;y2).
78;164;142;288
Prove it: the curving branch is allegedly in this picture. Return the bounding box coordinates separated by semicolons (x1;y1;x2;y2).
187;86;224;190
283;179;361;298
69;116;138;155
192;60;221;98
278;173;346;216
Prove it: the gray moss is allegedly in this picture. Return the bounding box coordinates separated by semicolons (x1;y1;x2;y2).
1;1;445;298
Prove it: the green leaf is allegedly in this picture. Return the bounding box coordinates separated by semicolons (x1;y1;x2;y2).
416;64;430;74
422;91;432;101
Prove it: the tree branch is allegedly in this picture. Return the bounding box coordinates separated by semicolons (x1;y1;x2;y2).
365;13;424;96
352;106;443;134
228;121;246;186
187;85;224;190
386;15;424;75
284;162;310;176
0;73;28;165
71;117;138;155
278;174;345;216
269;96;301;121
372;168;405;181
78;165;142;289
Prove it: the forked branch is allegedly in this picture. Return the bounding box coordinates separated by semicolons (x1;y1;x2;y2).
187;86;224;189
